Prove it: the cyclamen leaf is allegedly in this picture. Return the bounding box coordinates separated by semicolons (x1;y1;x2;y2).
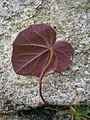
12;24;74;77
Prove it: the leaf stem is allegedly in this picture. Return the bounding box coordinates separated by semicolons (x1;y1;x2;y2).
39;47;54;104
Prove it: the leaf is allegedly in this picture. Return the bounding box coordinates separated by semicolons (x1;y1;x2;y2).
12;24;74;104
12;24;74;77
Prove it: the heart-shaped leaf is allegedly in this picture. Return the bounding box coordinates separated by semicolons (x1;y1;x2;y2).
12;24;74;104
12;24;74;77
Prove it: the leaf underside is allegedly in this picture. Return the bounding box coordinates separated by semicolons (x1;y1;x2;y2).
12;24;74;77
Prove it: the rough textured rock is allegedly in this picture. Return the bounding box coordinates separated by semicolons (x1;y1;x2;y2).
0;0;90;109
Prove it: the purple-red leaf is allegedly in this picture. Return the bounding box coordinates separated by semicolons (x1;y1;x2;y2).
12;24;74;77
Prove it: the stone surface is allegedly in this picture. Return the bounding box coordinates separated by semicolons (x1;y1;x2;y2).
0;0;90;109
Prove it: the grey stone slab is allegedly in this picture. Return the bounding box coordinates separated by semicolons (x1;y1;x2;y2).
0;0;90;109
